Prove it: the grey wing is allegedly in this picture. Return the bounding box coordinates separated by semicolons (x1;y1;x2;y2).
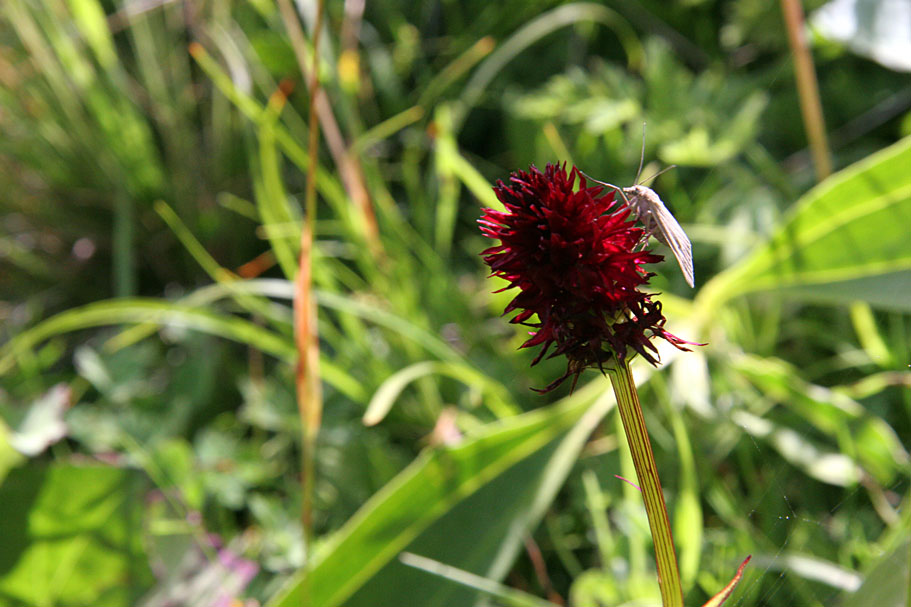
650;201;695;288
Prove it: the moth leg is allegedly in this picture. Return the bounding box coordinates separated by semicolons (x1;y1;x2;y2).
630;208;658;249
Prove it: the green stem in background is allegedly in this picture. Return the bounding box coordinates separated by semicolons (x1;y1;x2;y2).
607;357;684;607
289;0;326;553
112;193;135;297
907;536;911;607
780;0;832;181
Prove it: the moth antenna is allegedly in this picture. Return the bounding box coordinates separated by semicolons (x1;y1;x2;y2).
634;122;647;184
640;164;678;186
579;171;630;206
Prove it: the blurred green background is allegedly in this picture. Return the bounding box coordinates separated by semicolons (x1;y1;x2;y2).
2;1;911;606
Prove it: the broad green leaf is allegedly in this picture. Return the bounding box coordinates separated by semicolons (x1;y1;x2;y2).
267;381;614;607
841;539;910;607
347;384;615;607
0;464;152;606
701;135;911;312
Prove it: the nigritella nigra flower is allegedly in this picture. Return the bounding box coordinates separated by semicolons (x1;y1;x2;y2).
479;163;696;392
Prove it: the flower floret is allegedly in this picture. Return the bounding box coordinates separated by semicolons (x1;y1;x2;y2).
479;163;697;391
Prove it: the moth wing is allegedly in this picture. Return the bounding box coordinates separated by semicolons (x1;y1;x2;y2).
649;197;695;288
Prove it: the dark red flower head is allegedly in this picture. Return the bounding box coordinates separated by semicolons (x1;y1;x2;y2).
479;163;697;392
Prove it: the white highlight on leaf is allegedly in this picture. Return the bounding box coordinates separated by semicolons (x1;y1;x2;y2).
812;0;911;72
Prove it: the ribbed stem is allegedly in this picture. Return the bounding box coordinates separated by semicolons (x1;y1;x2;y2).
608;358;684;607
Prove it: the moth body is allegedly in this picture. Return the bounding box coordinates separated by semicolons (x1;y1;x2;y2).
580;175;695;288
622;184;694;288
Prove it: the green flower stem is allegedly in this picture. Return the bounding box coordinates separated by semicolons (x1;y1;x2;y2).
608;357;684;607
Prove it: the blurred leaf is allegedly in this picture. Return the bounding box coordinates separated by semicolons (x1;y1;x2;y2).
188;41;349;213
348;387;615;607
268;384;614;607
431;104;462;258
733;353;909;484
7;384;69;457
513;66;641;132
511;40;766;180
3;0;164;197
702;135;911;312
196;425;282;510
0;463;152;606
660;91;766;166
0;420;25;486
751;553;861;591
849;301;895;366
572;568;656;607
812;0;911;72
67;0;117;69
249;30;298;77
249;494;305;572
732;410;861;486
149;438;205;512
138;536;258;607
840;539;910;607
666;398;702;589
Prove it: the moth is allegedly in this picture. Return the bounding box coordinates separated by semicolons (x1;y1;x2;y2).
583;133;695;288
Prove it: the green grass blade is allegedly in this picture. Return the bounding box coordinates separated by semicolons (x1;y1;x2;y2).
398;552;558;607
315;290;462;364
256;103;300;280
66;0;117;69
154;200;290;326
363;361;518;425
456;3;641;128
189;42;348;210
0;299;295;375
431;105;460;259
